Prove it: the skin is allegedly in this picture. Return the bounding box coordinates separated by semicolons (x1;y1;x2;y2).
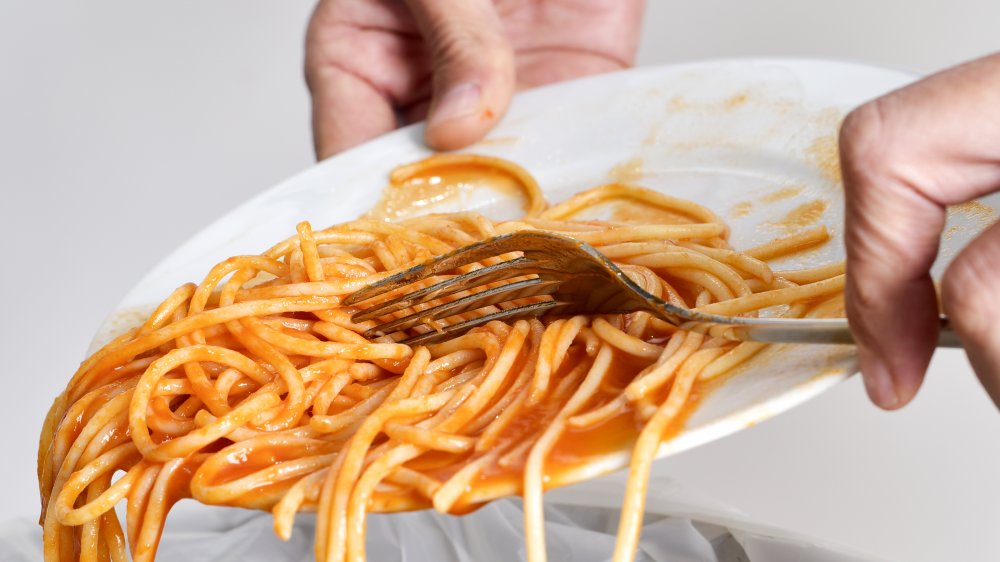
306;1;1000;410
840;52;1000;410
305;0;645;158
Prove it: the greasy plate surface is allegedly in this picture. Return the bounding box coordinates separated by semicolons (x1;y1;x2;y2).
93;59;996;500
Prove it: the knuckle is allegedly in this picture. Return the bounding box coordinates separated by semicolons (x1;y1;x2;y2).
432;25;512;71
839;98;893;182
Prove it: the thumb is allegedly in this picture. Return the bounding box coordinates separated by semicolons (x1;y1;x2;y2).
403;0;515;150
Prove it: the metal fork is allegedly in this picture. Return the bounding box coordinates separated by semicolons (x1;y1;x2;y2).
345;231;960;347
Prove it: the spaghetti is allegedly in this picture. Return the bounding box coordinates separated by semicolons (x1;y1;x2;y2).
38;154;844;562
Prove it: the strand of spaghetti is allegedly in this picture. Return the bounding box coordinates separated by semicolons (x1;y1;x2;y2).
244;316;410;359
175;355;231;418
676;243;774;283
37;324;146;490
551;316;588;374
274;468;329;541
625;251;753;295
313;373;354;416
669;268;736;302
138;283;197;336
334;220;458;256
100;507;128;562
612;346;728;562
147;398;196;435
128;346;270;457
311;453;345;558
155;392;280;462
222;316;312;431
475;383;531;452
624;331;702;403
237;277;390;300
539;183;725;230
310;383;396;434
743;226;829;261
694;274;845;315
349;398;477;559
298;222;326;282
342;448;425;562
775;261;845;284
312;321;412;374
496;361;591;471
258;229;378;264
53;295;339;407
289;247;307;283
192;450;338;505
592;318;664;360
521;318;565;405
46;389;135;527
383;467;441;498
405;217;480;248
698;304;809;381
620;264;666;301
55;444;141;526
382;423;474;453
323;389;455;562
41;382;123;499
566;395;625;429
125;464;159;554
319;348;436;562
130;458;196;562
806;294;846;318
79;471;111;562
464;319;544;434
432;322;529;434
522;316;585;406
566;224;726;245
188;255;289;315
525;345;613;562
342;382;481;559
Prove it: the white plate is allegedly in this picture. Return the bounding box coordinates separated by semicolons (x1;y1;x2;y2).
93;58;993;492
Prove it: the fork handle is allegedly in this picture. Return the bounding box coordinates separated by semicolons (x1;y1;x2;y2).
683;315;961;347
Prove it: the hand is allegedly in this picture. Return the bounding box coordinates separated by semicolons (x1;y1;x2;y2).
305;0;644;159
839;53;1000;410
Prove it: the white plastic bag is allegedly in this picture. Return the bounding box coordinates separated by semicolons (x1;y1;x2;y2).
3;475;881;562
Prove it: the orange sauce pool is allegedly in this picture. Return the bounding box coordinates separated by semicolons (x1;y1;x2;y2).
610;200;693;225
366;156;532;221
768;199;829;231
449;349;703;512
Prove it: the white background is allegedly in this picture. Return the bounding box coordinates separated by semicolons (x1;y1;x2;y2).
3;1;1000;560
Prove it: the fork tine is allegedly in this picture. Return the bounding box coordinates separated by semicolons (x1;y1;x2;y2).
363;277;562;338
400;301;566;345
350;256;536;323
344;233;530;307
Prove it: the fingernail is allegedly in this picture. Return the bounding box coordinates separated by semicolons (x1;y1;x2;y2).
859;346;898;409
428;83;482;127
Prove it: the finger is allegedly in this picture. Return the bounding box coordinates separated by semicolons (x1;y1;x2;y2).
307;64;397;159
841;103;943;410
306;0;427;159
840;53;1000;409
942;220;1000;407
403;0;515;150
504;0;645;88
515;50;628;89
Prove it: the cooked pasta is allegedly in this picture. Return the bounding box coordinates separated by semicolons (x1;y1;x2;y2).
38;154;843;562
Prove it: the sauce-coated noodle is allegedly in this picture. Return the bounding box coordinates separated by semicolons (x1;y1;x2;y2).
38;155;844;562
